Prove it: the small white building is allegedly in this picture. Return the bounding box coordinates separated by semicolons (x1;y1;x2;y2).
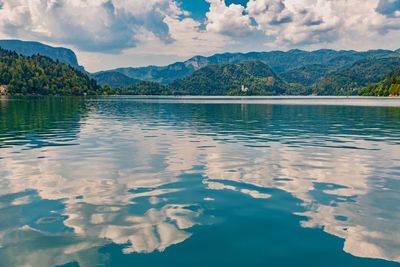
241;85;248;92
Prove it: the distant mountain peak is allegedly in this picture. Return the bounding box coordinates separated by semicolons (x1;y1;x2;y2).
0;39;83;71
288;49;304;53
96;48;398;88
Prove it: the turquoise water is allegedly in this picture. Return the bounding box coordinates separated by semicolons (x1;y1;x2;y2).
0;96;399;267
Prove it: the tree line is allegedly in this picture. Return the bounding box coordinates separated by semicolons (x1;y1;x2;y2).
0;48;100;95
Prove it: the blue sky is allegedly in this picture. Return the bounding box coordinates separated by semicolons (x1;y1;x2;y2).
179;0;249;19
179;0;209;19
0;0;399;71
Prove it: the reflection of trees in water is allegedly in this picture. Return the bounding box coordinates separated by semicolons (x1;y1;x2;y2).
0;96;89;148
90;100;400;263
3;97;398;147
0;98;400;266
0;100;206;266
95;100;400;148
88;100;400;263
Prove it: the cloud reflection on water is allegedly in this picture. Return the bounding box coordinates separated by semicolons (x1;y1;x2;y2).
0;99;399;266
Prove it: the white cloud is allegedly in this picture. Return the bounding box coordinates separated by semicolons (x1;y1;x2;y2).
205;0;254;37
0;0;181;52
76;15;230;71
1;0;400;71
246;0;340;45
0;0;233;71
205;0;400;49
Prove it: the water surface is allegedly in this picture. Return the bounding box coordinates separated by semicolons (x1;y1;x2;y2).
0;96;399;267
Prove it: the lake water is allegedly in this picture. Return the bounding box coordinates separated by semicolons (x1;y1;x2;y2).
0;96;399;267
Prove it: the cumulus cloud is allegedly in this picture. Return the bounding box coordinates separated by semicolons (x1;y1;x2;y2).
76;11;231;71
246;0;340;45
205;0;254;37
0;0;183;52
1;0;399;70
205;0;400;48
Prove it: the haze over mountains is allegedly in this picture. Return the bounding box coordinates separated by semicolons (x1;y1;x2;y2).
0;39;399;96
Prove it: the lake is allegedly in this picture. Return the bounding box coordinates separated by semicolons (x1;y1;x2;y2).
0;96;399;267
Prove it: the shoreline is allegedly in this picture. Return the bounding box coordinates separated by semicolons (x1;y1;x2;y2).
2;94;400;99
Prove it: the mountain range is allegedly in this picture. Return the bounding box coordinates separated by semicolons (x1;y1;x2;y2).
97;48;400;96
0;39;399;96
102;49;399;85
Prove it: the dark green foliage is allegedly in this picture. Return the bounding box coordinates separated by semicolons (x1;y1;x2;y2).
115;81;175;95
0;96;87;133
114;62;196;84
100;84;117;95
0;39;83;70
360;68;400;96
0;48;100;95
280;64;331;86
104;49;398;84
170;61;290;95
2;42;399;96
92;71;140;87
313;56;400;95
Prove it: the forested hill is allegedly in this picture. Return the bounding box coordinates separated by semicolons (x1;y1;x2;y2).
0;39;83;71
360;68;400;96
313;56;400;95
0;48;100;95
101;49;399;84
1;40;399;96
168;61;292;95
116;57;400;96
113;61;290;96
91;71;140;88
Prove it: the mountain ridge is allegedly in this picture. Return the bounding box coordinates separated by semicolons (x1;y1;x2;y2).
168;60;292;95
101;49;399;85
314;55;400;95
0;39;83;71
0;48;99;95
1;39;399;96
91;71;140;88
